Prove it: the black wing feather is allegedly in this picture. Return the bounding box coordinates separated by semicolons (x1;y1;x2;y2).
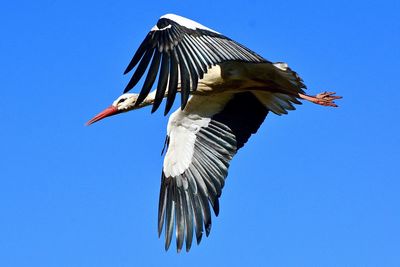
165;181;175;251
124;47;154;93
123;34;152;75
152;53;169;113
179;40;199;90
123;16;267;114
158;174;167;236
176;46;190;110
192;193;204;244
136;49;161;106
183;189;193;252
188;35;213;68
164;51;179;115
175;187;185;252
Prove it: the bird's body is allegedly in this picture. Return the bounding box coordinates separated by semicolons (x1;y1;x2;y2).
87;14;341;252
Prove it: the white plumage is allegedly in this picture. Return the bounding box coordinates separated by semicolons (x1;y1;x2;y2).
158;14;219;33
163;112;210;178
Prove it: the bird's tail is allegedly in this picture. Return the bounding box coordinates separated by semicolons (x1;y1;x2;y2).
249;62;307;115
272;62;307;92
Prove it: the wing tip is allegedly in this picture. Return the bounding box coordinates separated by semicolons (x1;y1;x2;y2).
123;68;130;75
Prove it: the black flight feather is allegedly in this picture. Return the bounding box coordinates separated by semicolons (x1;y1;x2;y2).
164;51;178;115
152;53;170;113
122;15;267;114
124;47;155;93
135;49;161;106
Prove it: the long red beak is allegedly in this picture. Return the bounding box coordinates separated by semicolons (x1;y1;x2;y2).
86;106;119;126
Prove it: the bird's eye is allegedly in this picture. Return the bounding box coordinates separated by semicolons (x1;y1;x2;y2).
118;98;126;104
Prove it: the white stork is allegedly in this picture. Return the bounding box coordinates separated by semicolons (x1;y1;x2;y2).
87;14;341;252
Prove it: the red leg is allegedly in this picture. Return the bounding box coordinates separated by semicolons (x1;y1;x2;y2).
298;91;342;107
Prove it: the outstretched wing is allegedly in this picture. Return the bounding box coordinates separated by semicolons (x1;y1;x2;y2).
158;92;271;252
123;14;267;115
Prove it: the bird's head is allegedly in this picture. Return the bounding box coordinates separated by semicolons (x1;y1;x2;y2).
86;93;139;125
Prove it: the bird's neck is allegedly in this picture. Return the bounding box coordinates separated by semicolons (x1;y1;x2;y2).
126;90;170;112
141;90;157;107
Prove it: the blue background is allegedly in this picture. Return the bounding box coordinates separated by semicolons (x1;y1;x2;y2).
1;0;399;266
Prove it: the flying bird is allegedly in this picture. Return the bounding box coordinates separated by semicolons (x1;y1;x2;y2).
87;14;341;252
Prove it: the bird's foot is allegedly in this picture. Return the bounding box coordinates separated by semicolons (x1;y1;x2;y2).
298;91;342;107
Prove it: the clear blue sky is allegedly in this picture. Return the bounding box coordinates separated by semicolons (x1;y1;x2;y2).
1;0;399;266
